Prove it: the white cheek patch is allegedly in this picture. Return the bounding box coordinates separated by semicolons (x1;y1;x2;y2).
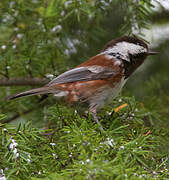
116;41;147;54
103;42;147;62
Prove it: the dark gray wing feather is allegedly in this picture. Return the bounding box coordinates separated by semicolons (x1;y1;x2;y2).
48;66;117;86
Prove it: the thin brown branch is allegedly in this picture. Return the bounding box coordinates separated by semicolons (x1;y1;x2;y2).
0;78;49;86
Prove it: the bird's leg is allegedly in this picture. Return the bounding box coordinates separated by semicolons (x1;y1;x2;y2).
89;107;104;131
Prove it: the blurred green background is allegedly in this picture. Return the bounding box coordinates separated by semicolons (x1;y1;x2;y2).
0;0;169;128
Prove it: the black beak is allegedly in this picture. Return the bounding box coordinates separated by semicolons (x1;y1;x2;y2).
148;51;159;55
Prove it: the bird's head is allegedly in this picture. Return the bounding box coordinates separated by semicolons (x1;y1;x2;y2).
102;36;158;78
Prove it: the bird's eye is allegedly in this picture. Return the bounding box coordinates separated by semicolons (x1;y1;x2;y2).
107;52;122;60
108;52;116;56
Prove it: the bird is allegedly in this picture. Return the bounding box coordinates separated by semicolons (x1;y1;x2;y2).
6;36;157;130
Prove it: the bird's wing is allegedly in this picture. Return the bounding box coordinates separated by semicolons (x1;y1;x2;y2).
48;65;119;86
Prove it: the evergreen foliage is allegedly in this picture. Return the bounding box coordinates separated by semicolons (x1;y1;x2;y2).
0;0;169;179
0;96;169;179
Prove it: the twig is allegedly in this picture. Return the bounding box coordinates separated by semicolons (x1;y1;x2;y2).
0;77;49;86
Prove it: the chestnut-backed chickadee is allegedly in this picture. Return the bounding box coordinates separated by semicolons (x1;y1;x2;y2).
6;36;157;130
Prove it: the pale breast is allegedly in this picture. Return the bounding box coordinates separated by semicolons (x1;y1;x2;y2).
88;77;128;109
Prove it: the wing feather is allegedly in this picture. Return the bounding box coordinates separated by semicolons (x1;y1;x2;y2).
48;65;118;86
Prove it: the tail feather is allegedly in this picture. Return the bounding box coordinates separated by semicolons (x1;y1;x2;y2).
6;87;52;100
